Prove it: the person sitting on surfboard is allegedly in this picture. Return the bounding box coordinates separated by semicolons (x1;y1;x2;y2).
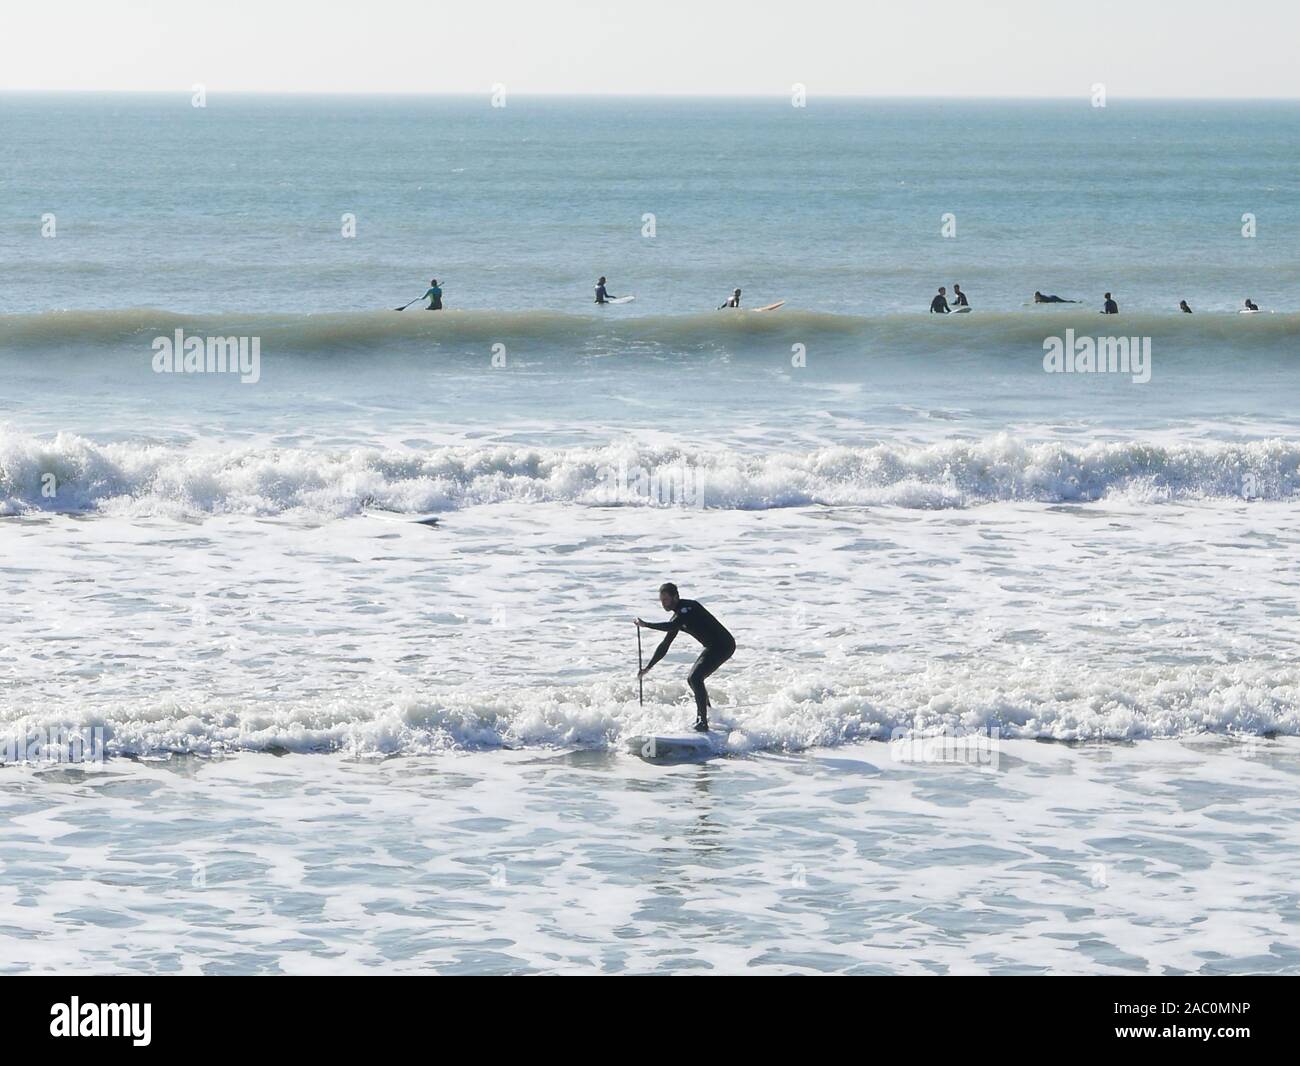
929;287;950;314
719;288;742;309
1034;291;1078;303
1102;292;1119;314
1180;299;1193;314
595;277;615;304
636;583;735;733
952;284;969;308
423;279;443;311
1245;298;1259;311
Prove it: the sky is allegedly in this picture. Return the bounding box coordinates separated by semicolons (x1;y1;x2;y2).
4;0;1299;97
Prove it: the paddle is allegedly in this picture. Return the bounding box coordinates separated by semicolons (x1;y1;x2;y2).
636;624;644;706
395;296;423;311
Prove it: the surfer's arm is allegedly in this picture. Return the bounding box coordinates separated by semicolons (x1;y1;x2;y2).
642;629;678;673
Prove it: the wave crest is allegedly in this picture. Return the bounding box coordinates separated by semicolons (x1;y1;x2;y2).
2;432;1297;517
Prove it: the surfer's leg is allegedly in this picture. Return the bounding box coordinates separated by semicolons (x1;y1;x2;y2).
686;651;715;725
687;644;733;728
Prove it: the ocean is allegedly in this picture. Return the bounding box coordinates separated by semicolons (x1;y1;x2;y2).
1;94;1299;974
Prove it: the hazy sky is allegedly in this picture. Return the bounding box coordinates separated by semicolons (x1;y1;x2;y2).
5;0;1298;97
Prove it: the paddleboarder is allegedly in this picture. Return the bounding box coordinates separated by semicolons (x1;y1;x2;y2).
635;583;736;732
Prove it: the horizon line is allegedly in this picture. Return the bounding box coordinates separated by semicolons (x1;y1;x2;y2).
4;89;1300;102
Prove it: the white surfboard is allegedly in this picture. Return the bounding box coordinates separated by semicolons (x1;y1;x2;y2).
952;305;972;313
752;301;785;313
625;731;727;761
1239;308;1265;314
362;509;440;526
607;295;635;304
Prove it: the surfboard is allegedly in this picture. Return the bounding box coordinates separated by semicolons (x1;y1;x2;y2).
752;301;785;313
607;295;635;304
625;731;727;762
362;509;440;526
952;305;972;313
1239;308;1265;314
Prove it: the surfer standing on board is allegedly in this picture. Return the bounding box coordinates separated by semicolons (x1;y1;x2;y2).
636;583;736;732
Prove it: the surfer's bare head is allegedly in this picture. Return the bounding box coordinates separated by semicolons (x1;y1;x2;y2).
658;582;680;610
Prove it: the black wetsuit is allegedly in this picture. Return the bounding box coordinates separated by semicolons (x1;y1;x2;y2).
1036;294;1075;303
642;600;736;725
595;283;611;304
929;294;950;314
953;291;969;307
1103;298;1119;314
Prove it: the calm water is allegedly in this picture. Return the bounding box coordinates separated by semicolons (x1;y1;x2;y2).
4;95;1300;314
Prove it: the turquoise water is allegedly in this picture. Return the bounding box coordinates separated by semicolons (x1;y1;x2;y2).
4;95;1300;314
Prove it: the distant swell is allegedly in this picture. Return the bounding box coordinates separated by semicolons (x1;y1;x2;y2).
6;307;1300;355
2;432;1298;517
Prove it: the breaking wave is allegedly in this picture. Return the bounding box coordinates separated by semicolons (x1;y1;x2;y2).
2;431;1298;517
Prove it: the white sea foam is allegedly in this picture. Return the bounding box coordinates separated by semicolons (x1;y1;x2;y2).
3;495;1297;757
2;430;1297;517
3;657;1297;762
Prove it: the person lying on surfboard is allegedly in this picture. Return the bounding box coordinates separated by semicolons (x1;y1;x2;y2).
719;288;742;309
635;583;736;733
1034;291;1079;303
929;287;951;313
595;277;616;304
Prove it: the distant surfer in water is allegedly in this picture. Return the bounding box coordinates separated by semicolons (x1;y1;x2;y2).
1179;299;1193;313
1102;292;1119;314
719;288;742;309
929;287;951;314
636;583;735;732
595;277;615;304
952;284;969;308
423;279;443;310
1244;298;1260;311
1034;291;1078;304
